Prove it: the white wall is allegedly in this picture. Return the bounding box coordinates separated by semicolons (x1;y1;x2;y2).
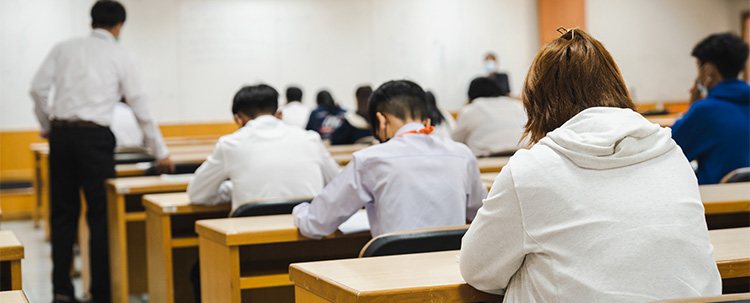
586;0;749;104
0;0;539;130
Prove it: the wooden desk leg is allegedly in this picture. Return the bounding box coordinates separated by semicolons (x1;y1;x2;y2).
107;191;129;303
40;154;50;240
199;236;240;303
33;152;41;228
10;260;22;290
294;286;331;303
147;212;173;303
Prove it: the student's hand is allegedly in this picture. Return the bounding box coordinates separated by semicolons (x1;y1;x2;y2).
155;157;175;174
688;84;703;104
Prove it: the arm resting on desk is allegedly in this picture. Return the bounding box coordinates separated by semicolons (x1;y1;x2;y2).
188;142;230;206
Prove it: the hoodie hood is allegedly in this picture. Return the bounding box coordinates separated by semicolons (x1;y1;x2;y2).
539;107;675;170
708;79;750;105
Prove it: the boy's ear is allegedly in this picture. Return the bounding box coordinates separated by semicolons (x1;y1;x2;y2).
233;114;242;126
375;112;388;141
275;111;283;120
422;118;432;127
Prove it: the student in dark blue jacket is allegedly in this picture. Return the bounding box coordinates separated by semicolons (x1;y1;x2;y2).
306;90;346;142
672;32;750;184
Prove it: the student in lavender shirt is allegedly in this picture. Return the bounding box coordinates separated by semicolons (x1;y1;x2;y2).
293;80;486;239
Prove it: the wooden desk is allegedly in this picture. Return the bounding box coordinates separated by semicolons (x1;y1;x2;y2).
645;114;679;127
143;192;231;303
476;156;510;173
0;230;24;290
0;290;29;303
700;183;750;215
196;212;372;303
652;292;750;302
106;176;191;303
289;227;750;302
326;143;370;154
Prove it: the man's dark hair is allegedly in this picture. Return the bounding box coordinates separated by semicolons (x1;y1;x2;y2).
425;91;445;126
368;80;427;137
316;90;336;108
468;77;503;101
286;86;302;102
232;84;279;118
91;0;126;28
692;32;749;79
355;85;373;118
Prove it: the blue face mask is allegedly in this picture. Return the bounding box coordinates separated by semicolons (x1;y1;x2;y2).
484;60;497;73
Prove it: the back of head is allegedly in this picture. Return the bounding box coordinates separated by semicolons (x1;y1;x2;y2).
522;28;634;143
424;91;445;126
355;85;373;117
691;32;749;79
232;84;279;118
91;0;126;28
316;90;336;108
368;80;428;135
468;77;503;101
286;86;303;102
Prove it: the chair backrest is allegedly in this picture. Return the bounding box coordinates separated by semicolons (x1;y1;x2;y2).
229;197;314;217
720;167;750;183
359;225;469;258
144;162;202;176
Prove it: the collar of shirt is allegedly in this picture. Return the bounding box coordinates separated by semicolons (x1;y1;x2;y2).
245;115;280;129
91;28;116;42
393;122;427;137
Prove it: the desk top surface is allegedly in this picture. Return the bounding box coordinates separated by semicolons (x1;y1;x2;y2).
0;291;29;303
0;230;24;261
289;227;749;301
105;175;190;194
142;192;230;215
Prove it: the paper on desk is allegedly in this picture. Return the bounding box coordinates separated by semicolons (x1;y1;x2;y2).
135;162;153;169
159;173;195;183
337;211;371;235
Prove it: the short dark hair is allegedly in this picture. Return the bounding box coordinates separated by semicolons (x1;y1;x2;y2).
468;77;503;101
355;85;373;117
91;1;126;28
425;91;445;126
232;84;279;118
286;86;302;102
692;32;749;79
316;90;336;108
522;29;634;143
368;80;427;137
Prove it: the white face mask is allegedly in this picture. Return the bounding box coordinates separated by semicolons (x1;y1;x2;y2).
696;81;709;97
484;60;497;73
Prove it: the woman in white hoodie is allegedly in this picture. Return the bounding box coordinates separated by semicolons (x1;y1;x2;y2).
459;29;721;302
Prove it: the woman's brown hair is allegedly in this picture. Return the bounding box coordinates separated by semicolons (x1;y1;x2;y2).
522;28;635;143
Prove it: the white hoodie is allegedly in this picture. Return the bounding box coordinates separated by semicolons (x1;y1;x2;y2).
460;107;721;302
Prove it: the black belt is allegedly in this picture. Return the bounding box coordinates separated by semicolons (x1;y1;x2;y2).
51;120;105;128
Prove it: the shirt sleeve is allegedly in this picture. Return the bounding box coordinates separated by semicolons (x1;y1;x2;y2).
460;165;526;295
293;157;371;239
671;102;717;161
465;155;487;222
120;53;170;159
316;137;342;184
451;106;477;143
29;45;58;132
187;142;229;206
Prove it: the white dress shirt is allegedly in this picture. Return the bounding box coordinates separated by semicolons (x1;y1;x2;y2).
431;108;457;139
187;115;341;210
111;102;144;147
280;101;312;129
30;29;169;159
293;122;487;239
460;108;721;302
452;97;527;156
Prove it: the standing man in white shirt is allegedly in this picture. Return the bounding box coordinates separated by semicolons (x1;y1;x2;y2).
29;1;173;302
293;80;487;239
279;86;311;129
187;84;340;211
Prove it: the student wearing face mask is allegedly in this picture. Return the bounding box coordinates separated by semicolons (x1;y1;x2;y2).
293;80;486;239
484;52;511;96
671;32;750;184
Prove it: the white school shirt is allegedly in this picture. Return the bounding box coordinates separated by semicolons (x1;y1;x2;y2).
452;97;527;156
293;122;487;239
431;108;458;139
187;115;341;210
280;101;312;129
30;29;168;159
460;107;721;302
111;102;144;147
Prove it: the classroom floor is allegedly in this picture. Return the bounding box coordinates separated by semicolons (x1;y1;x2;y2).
2;220;144;303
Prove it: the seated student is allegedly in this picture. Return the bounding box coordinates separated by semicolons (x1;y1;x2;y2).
331;85;376;144
111;99;144;147
187;84;340;210
672;32;750;184
452;77;527;156
306;90;347;143
279;86;311;129
460;29;721;302
425;91;457;139
293;80;486;239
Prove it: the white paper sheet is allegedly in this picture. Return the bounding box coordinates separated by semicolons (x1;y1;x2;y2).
337;211;371;235
159;173;195;183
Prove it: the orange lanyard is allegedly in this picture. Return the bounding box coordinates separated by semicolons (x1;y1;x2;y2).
396;125;435;138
